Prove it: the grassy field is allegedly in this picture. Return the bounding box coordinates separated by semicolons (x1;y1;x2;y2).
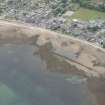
70;8;105;20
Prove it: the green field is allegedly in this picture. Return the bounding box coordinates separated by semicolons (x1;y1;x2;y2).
70;8;105;20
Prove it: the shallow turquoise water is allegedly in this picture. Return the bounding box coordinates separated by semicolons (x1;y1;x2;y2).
0;44;96;105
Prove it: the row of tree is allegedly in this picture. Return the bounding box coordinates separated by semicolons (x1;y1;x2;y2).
72;0;105;12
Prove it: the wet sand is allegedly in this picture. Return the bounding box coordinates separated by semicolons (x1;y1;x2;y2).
0;20;105;105
0;43;96;105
